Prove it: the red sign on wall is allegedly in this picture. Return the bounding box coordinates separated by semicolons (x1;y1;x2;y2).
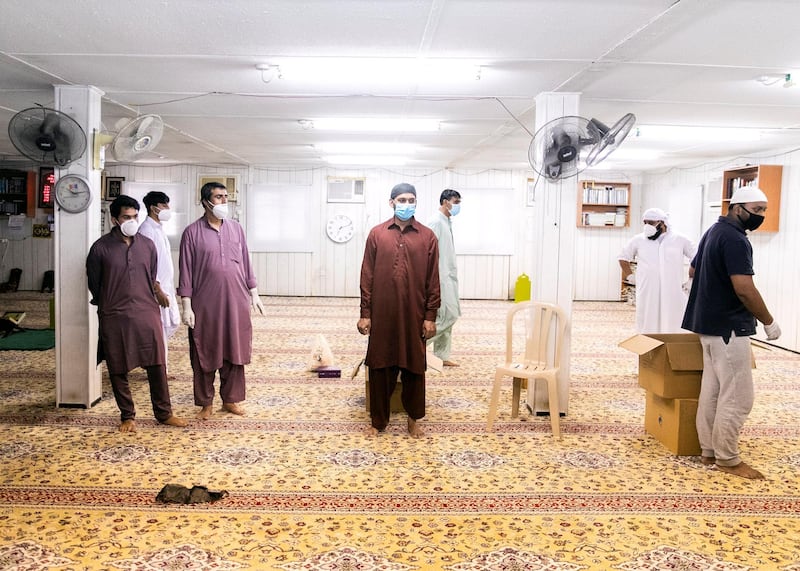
39;167;55;209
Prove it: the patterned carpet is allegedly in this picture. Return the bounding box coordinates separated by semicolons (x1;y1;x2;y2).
0;293;799;570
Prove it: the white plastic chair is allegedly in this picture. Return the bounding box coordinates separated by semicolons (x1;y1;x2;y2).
486;301;567;438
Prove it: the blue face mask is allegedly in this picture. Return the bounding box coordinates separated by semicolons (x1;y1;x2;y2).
394;203;416;221
449;203;461;216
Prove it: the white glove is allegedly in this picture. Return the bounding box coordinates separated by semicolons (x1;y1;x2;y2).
250;288;265;315
181;297;195;328
682;278;693;294
764;320;781;340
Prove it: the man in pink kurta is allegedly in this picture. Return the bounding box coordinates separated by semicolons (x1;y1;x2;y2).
87;195;186;432
358;183;440;438
178;181;264;419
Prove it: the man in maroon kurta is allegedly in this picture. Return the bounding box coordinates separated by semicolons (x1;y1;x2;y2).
86;195;187;433
178;181;264;419
358;183;440;438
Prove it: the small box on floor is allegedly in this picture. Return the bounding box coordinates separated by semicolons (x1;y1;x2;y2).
644;392;701;456
317;366;341;378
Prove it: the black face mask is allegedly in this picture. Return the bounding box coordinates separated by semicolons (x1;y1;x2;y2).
647;223;664;240
737;205;764;232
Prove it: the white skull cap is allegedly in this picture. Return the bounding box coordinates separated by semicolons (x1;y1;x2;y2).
642;207;668;222
730;187;768;204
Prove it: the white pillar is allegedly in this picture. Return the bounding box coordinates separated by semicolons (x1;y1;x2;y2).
54;85;104;407
527;92;579;415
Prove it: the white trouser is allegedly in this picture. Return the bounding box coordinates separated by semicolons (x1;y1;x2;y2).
696;334;754;466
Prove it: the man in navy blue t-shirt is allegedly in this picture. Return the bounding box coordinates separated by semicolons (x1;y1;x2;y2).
682;186;781;479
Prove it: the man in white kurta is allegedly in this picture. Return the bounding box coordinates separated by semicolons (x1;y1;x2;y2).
618;207;696;333
427;189;462;365
138;191;180;368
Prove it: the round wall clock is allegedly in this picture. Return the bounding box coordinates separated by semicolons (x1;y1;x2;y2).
54;174;92;213
326;214;355;243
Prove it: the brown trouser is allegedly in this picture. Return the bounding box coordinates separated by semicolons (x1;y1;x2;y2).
109;365;173;423
368;366;425;431
188;329;246;406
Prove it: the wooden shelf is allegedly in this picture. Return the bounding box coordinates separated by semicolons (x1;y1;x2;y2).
0;169;33;217
578;180;631;228
721;164;782;232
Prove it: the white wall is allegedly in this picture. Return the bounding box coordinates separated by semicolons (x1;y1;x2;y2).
6;156;797;352
103;164;531;300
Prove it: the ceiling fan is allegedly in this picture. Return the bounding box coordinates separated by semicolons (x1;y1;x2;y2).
7;106;87;166
93;114;165;169
528;113;636;181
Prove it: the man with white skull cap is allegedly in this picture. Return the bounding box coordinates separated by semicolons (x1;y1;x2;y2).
682;186;780;479
618;207;696;333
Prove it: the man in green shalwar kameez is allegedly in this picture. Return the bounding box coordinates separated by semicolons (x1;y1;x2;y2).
427;189;462;366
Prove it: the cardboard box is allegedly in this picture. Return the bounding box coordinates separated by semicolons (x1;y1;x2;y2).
619;333;704;399
644;392;701;456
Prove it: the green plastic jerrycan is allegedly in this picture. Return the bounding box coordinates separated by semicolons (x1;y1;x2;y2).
514;273;531;303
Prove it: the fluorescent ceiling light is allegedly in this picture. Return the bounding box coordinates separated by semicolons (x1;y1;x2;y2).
316;142;418;154
270;57;481;83
635;125;761;142
324;155;408;166
308;118;440;132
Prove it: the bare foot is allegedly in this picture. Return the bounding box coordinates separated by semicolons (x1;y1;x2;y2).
196;406;213;420
700;456;716;466
442;360;460;367
716;462;765;480
365;426;380;437
162;416;188;428
223;402;246;416
119;419;136;433
407;418;424;439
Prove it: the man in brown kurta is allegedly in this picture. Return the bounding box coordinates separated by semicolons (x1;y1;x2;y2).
358;183;440;438
86;195;187;433
178;181;264;419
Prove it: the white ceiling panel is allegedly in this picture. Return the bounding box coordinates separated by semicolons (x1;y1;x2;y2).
2;0;800;172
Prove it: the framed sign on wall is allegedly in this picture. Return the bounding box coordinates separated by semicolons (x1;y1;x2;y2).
103;176;125;200
38;167;55;209
198;175;239;203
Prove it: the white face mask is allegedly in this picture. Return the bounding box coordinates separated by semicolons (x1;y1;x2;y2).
156;207;172;222
119;219;140;237
209;202;229;220
642;223;658;238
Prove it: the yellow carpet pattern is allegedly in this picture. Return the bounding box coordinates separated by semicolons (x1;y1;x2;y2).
1;293;799;570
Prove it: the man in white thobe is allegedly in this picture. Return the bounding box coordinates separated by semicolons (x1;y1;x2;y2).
618;207;696;333
138;191;180;369
427;189;462;366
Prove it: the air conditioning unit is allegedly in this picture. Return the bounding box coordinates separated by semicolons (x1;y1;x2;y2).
327;177;365;203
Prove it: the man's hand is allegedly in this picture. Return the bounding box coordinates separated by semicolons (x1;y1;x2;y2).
422;320;436;340
357;317;371;336
764;320;781;340
682;278;693;294
154;282;170;307
250;288;265;315
181;297;195;328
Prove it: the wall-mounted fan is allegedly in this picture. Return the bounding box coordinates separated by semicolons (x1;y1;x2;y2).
7;107;87;166
93;114;164;169
528;113;636;181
